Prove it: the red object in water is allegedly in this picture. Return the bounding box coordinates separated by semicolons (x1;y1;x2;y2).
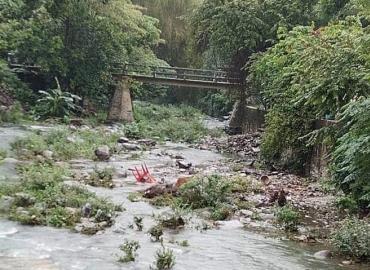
130;163;157;183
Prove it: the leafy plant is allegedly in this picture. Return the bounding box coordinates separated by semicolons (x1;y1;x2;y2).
36;78;81;118
134;216;143;231
151;246;176;270
148;224;163;242
178;175;231;209
119;239;140;263
330;217;370;259
275;205;300;232
332;97;370;208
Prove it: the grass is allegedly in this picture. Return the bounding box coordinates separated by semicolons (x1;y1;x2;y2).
0;162;118;229
124;102;208;143
0;149;7;161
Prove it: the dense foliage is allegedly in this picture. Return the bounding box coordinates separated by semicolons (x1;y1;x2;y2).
249;19;370;172
0;0;164;107
332;98;370;207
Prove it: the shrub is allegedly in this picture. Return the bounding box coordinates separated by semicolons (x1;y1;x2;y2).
332;97;370;208
178;175;231;209
151;246;175;270
148;224;163;242
249;19;370;172
119;240;140;263
275;205;300;232
330;218;370;259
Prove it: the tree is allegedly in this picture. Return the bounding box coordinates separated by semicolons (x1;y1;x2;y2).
1;0;164;107
249;18;370;172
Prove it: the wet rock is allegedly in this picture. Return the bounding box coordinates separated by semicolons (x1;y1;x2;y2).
81;203;92;218
259;213;274;221
0;196;15;212
314;250;331;259
42;150;53;160
240;210;254;217
94;145;110;161
176;160;192;170
341;260;354;265
119;143;141;151
14;192;35;207
174;154;185;160
117;137;130;143
74;218;107;235
137;139;156;147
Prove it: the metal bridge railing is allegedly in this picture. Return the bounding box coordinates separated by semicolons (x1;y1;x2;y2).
112;63;241;84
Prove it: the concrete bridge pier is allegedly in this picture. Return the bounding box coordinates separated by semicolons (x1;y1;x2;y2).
107;78;134;123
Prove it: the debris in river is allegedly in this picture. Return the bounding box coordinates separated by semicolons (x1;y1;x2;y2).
176;160;192;170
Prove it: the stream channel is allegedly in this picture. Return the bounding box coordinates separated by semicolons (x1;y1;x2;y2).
0;125;364;270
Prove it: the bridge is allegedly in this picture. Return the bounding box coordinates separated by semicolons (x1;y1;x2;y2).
8;60;243;123
112;64;242;90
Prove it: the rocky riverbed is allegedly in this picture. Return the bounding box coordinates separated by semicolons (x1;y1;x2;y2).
0;124;368;269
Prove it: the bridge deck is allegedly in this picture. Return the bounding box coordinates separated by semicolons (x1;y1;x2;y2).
113;64;242;90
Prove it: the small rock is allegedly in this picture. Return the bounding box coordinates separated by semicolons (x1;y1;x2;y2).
14;193;35;207
314;250;331;259
81;203;92;218
341;260;353;265
240;210;254;217
0;196;15;212
137;139;156;147
95;145;110;161
119;143;141;151
117;137;130;143
42;150;53;160
176;160;192;170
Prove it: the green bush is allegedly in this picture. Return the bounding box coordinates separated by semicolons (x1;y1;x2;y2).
275;205;300;232
330;218;370;259
178;175;231;209
152;246;176;270
249;19;370;173
332;97;370;208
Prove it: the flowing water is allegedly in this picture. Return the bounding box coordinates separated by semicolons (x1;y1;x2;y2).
0;125;365;270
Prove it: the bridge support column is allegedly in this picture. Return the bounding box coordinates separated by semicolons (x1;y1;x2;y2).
107;78;134;123
228;88;246;134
